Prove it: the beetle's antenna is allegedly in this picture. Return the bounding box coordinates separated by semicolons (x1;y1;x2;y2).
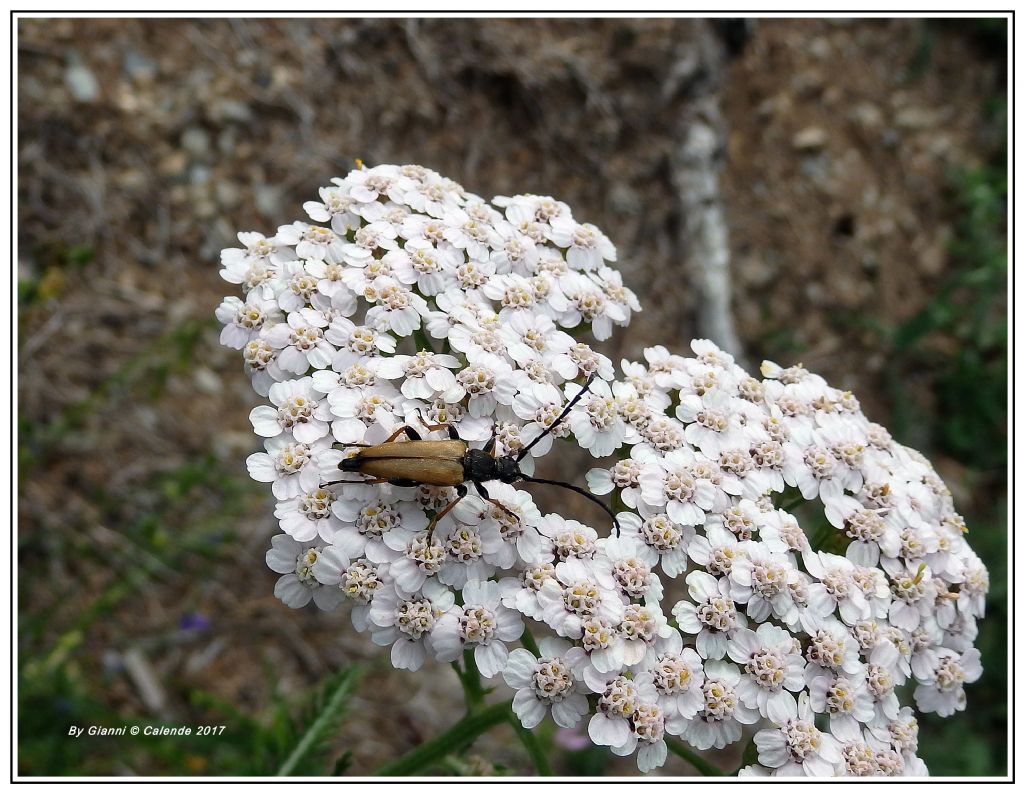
519;474;620;536
516;374;597;463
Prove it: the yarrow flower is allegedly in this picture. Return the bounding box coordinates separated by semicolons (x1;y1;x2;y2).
220;163;987;776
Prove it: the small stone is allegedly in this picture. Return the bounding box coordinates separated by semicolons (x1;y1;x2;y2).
217;128;238;156
64;58;99;102
189;164;211;185
158;151;188;177
194;199;217;220
255;184;284;218
215;180;241;208
805;281;826;304
914;231;948;276
123;49;157;83
894;107;937;130
808;37;831;58
792;127;827;150
850;102;884;130
791;70;824;97
193;367;222;395
800;153;830;185
182;127;210;159
114;169;146;190
208;99;253;124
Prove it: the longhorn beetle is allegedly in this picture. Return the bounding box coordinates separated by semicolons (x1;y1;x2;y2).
324;374;619;537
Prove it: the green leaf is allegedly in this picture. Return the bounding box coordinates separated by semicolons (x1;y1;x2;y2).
373;699;513;776
275;665;363;776
331;750;354;776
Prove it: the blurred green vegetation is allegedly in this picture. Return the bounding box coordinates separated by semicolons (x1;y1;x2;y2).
890;145;1008;778
20;649;363;776
878;62;1006;772
18;454;266;774
17;312;272;774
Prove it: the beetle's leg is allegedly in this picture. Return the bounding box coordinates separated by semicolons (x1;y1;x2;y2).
425;497;463;540
483;425;498;457
410;408;451;438
489;498;520;525
320;477;390;486
474;482;520;525
426;484;468;541
418;421;459;440
380;425;421;444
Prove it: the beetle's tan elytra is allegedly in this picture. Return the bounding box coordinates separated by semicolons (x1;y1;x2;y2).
325;375;619;537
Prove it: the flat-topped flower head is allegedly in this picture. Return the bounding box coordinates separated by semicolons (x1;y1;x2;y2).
265;535;343;611
368;578;455;671
504;637;590;729
913;647;982;717
312;548;387;631
217;292;282;349
752;693;843;776
432;579;523;677
547;216;617;271
250;377;332;443
247;436;331;500
642;637;705;719
220;231;290;295
538;556;625;640
677;661;760;750
728;623;806;722
673;571;745;660
275;486;341;543
616;511;693;578
220;164;986;778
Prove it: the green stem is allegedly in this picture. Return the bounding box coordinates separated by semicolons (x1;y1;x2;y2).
372;699;513;776
461;649;486;711
810;521;835;552
777;495;804;513
413;327;435;353
508;713;553;776
520;625;540;657
666;737;724;776
451;660;468;694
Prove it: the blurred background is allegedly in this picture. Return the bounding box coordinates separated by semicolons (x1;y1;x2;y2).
17;17;1007;776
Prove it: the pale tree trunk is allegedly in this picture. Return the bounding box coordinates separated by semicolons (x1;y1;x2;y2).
671;21;747;365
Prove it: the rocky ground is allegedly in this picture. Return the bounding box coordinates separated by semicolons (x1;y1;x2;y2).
18;17;1007;776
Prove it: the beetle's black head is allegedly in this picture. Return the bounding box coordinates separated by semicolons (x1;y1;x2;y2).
496;456;520;484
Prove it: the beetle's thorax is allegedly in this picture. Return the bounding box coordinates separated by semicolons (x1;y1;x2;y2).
462;448;520;484
495;455;521;484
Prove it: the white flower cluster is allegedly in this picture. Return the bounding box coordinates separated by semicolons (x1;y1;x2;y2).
581;343;988;775
218;164;987;777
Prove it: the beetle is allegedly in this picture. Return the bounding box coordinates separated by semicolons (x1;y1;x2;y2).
325;374;619;536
